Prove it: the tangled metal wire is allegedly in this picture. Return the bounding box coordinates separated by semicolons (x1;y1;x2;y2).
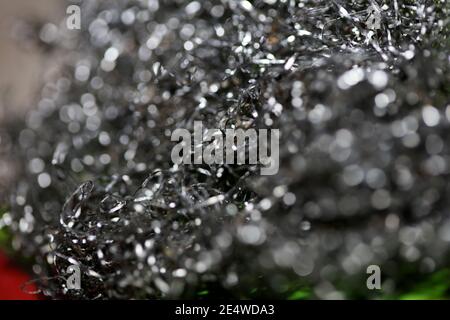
1;0;449;299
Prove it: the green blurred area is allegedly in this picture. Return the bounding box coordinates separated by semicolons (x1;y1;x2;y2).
397;269;450;300
282;268;450;300
0;206;12;253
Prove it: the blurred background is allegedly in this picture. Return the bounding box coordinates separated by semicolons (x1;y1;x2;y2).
0;0;63;201
0;0;62;299
0;0;62;119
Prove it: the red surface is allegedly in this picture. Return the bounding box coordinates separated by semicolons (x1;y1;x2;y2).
0;251;39;300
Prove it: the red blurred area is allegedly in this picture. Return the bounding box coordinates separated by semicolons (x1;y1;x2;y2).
0;251;39;300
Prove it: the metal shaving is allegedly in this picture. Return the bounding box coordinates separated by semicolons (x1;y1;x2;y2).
1;0;449;299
